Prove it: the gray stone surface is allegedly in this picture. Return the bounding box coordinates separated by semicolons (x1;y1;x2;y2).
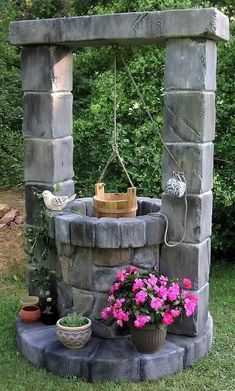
56;241;76;258
139;340;184;380
92;266;120;292
56;279;73;316
25;179;75;224
165;39;217;91
137;215;165;245
16;315;213;381
167;314;213;367
10;9;229;47
168;283;209;336
94;248;131;267
131;246;159;270
20;46;72;92
162;142;214;194
24;136;74;183
90;338;140;381
119;217;146;248
71;216;98;247
95;218;121;248
55;213;78;244
161;191;213;243
70;200;87;216
77;197;94;216
160;238;211;290
22;92;73;138
163;92;215;142
69;247;93;289
72;288;95;315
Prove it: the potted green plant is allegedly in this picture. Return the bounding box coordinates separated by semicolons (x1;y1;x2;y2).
101;266;198;353
56;312;92;349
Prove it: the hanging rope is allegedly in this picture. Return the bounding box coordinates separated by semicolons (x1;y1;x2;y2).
98;47;134;188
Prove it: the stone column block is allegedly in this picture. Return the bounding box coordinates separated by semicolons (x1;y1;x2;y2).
55;213;78;244
95;218;121;248
131;246;160;270
160;238;211;290
21;46;72;92
119;218;146;248
165;39;217;91
162;142;213;194
168;283;209;336
22;92;73;138
24;136;74;183
163;92;215;142
161;191;212;243
25;179;75;225
71;217;98;247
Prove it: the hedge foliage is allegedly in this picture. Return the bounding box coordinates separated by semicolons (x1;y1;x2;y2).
0;0;234;261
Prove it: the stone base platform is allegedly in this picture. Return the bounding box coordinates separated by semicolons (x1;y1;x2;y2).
16;315;213;382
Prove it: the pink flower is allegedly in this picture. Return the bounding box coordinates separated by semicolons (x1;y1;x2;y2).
183;278;192;290
101;306;112;320
116;269;128;282
162;313;174;325
109;282;121;294
134;315;151;328
116;298;125;307
184;294;198;317
159;275;168;286
115;309;129;322
168;283;180;301
135;290;148;305
127;265;138;273
147;274;158;287
157;285;168;300
150;298;164;310
132;278;145;292
108;294;115;302
170;309;181;318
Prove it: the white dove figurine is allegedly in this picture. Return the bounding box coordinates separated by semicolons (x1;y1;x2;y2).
42;190;76;211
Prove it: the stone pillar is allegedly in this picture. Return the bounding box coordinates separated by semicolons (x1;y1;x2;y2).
160;38;216;336
21;45;74;225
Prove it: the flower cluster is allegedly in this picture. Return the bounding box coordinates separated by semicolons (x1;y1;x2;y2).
101;267;198;329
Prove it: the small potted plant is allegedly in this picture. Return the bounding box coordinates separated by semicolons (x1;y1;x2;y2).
101;266;198;353
56;312;92;349
19;305;41;323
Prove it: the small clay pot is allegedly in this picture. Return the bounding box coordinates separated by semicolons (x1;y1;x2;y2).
19;305;41;323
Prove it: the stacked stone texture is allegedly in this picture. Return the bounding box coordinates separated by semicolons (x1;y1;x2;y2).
160;38;216;336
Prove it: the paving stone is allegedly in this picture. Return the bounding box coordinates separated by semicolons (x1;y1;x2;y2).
19;325;57;367
139;340;184;380
24;136;74;183
69;247;93;290
90;338;140;381
72;288;95;316
55;213;78;244
71;216;98;247
137;215;165;245
95;218;121;248
25;180;75;225
94;248;131;267
161;192;212;243
10;9;229;46
167;314;213;367
165;39;217;91
20;46;72;92
22;92;73;138
168;283;209;336
160;238;211;290
163;92;215;142
162;142;214;194
45;338;101;379
119;218;146;248
131;246;160;270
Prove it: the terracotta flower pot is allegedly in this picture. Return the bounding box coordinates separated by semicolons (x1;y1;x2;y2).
130;324;167;353
56;317;92;349
19;305;41;323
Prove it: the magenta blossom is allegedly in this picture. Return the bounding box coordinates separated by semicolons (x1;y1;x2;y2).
109;281;121;294
150;297;164;310
162;312;174;325
159;275;168;286
157;285;168;300
183;278;192;290
101;306;112;320
132;278;145;292
127;265;138;273
184;294;198;317
135;290;148;305
147;274;158;287
170;309;181;318
168;283;180;301
116;269;128;282
134;315;151;328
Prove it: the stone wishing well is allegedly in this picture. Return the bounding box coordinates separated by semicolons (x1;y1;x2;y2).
10;7;229;381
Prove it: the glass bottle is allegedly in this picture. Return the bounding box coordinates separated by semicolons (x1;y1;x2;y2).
41;297;58;325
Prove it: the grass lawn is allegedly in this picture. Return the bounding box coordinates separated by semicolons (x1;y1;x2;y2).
0;263;234;391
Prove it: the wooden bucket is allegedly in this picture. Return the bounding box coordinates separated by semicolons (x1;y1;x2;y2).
93;183;137;218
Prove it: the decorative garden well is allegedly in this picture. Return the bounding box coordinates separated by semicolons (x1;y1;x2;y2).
10;7;229;381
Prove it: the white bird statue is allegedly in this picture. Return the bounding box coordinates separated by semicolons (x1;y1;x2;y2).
42;190;76;211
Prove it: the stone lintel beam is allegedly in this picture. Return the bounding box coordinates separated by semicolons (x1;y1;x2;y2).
9;8;229;47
